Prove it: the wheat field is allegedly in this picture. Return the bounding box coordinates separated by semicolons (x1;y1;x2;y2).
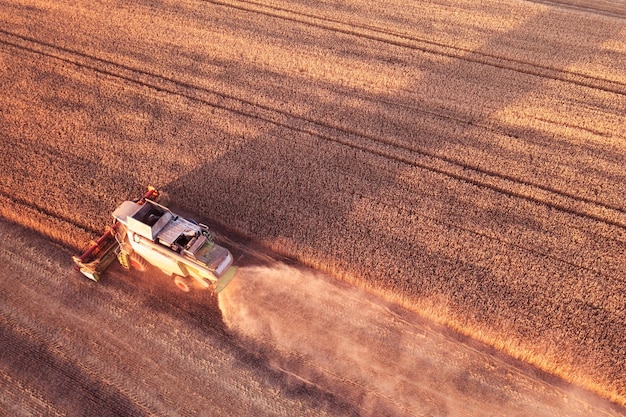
1;0;625;409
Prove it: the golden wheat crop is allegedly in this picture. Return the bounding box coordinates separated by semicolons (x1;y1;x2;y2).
1;0;625;408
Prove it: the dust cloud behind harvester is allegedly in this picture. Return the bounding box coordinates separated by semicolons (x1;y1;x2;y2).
218;264;621;417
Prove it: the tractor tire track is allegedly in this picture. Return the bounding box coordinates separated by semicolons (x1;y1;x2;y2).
526;0;626;18
2;28;626;238
203;0;626;96
357;194;626;282
1;25;621;296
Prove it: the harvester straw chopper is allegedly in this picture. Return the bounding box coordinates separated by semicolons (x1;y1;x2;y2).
72;187;237;293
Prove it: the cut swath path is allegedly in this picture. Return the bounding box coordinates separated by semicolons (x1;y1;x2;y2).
218;264;623;416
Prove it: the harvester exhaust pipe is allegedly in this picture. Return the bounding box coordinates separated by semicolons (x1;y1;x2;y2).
137;186;159;205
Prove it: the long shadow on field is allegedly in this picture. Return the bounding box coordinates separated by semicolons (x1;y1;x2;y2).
161;3;626;409
381;3;626;405
156;2;626;306
160;3;626;281
397;1;626;334
162;117;399;264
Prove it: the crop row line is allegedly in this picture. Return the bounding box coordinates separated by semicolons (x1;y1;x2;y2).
3;27;622;217
526;0;626;19
2;30;626;234
359;193;624;280
205;0;626;97
0;188;96;237
0;308;141;415
274;352;419;415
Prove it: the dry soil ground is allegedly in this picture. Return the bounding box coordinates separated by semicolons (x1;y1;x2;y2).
1;0;626;414
1;218;624;416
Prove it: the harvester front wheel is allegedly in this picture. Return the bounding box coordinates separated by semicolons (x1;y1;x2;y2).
173;275;192;292
130;253;148;272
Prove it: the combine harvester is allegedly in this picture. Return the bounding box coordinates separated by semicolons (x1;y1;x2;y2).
72;187;237;293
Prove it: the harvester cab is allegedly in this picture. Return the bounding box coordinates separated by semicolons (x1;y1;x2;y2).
72;187;237;293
